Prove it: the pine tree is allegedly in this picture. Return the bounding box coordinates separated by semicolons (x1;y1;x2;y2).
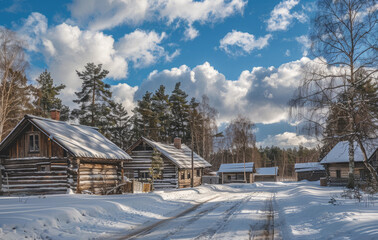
150;148;164;190
108;102;131;150
72;63;113;130
33;70;69;119
132;91;154;139
169;82;189;142
151;85;171;142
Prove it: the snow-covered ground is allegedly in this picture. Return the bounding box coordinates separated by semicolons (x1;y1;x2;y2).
0;181;377;239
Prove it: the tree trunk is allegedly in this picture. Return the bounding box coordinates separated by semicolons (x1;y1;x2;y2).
243;147;246;183
347;139;355;189
356;139;378;185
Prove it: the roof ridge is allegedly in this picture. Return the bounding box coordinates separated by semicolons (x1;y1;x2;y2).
25;114;98;130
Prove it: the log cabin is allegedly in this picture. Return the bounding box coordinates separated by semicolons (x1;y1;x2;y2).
125;137;211;189
320;140;378;186
254;167;278;182
218;162;255;184
0;112;131;195
295;162;326;181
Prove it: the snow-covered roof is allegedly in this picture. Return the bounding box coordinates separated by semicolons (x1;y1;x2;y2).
218;162;254;173
141;137;211;169
0;115;131;160
320;140;377;164
294;162;325;173
255;167;278;176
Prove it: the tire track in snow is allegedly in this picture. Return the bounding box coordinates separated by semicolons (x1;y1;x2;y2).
194;192;260;240
152;193;249;240
119;195;220;240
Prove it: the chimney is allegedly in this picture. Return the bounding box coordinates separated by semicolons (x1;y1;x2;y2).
174;137;181;149
50;109;60;121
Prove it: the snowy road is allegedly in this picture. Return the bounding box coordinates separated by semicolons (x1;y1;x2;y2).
1;182;378;240
118;190;280;240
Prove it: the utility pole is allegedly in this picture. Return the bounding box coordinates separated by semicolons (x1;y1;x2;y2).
191;113;194;188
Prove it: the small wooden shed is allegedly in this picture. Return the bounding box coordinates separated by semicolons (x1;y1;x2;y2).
0;114;131;195
320;141;377;186
254;167;278;182
125;137;211;189
295;162;326;181
218;162;255;184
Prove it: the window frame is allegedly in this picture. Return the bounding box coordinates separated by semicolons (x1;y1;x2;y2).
181;171;185;180
196;169;201;177
38;164;51;172
28;132;40;153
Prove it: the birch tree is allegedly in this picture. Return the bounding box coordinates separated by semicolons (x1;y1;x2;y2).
0;28;31;141
225;115;256;182
290;0;378;187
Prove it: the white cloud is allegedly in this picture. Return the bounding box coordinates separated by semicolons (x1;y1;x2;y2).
116;30;171;68
266;0;307;32
159;0;247;25
69;0;151;31
19;12;48;51
285;49;290;56
18;13;174;110
295;35;311;56
219;30;272;56
111;83;139;113
165;49;181;62
262;57;310;88
257;132;319;149
136;57;312;124
184;25;199;41
69;0;247;39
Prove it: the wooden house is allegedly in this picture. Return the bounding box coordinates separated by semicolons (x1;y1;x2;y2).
254;167;278;182
218;162;255;184
320;141;378;186
125;137;211;189
0;113;131;195
295;162;326;181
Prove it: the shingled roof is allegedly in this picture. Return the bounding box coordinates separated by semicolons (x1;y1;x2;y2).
139;137;211;169
0;115;131;160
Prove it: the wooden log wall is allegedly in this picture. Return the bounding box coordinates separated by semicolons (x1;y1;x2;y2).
1;157;68;195
125;150;178;189
326;162;369;186
178;168;203;188
221;173;253;184
78;162;121;194
254;175;276;182
8;124;65;159
296;171;326;181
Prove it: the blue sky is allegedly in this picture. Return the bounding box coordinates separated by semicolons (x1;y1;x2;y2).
0;0;319;148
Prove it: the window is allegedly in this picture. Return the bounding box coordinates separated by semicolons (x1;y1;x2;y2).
227;175;231;181
181;172;185;180
187;171;191;179
196;169;201;177
336;170;341;178
29;133;40;152
38;164;51;172
139;171;149;179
